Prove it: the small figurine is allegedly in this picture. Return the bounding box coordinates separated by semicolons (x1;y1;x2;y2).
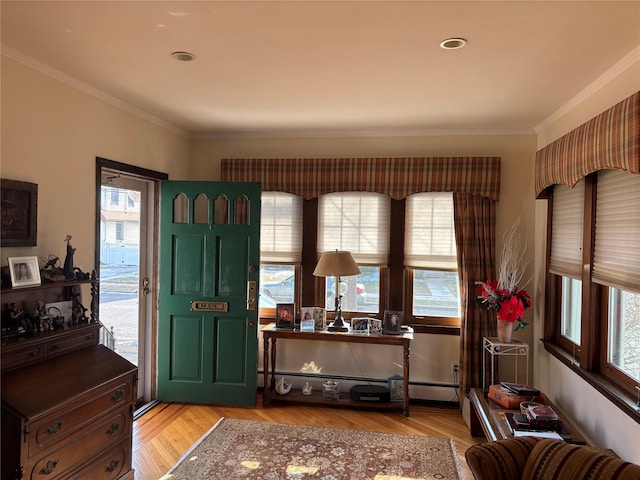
275;377;292;395
302;382;313;396
63;235;76;279
34;300;52;331
8;302;33;333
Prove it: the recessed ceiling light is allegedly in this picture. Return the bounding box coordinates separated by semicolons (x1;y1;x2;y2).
440;38;467;50
171;51;196;62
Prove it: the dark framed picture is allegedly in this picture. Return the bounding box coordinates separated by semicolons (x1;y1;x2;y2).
1;179;38;247
351;317;369;334
276;303;295;329
383;310;403;334
388;375;404;401
8;256;41;287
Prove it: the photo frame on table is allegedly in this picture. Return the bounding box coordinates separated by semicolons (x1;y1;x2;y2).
300;307;315;332
388;375;404;401
276;303;295;329
368;318;382;335
1;179;38;247
383;310;403;335
313;307;326;331
351;317;369;334
8;256;41;287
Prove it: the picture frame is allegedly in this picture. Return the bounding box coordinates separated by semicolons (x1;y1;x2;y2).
276;303;295;329
388;375;404;401
351;317;369;334
300;307;315;332
369;318;383;335
383;310;403;335
1;179;38;247
8;256;41;287
314;307;326;331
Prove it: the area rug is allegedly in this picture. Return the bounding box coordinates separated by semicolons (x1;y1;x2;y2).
162;417;462;479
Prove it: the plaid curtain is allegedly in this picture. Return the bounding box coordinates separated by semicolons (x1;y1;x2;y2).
222;157;500;201
535;91;639;196
454;193;497;396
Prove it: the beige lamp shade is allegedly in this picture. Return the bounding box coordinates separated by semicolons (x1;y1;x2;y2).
313;250;361;277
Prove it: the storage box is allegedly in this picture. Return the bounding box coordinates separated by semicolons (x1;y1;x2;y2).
488;384;544;409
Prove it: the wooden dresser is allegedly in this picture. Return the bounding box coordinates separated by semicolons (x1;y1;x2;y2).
1;279;137;480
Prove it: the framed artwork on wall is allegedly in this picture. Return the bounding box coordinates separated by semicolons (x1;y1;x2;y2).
1;179;38;247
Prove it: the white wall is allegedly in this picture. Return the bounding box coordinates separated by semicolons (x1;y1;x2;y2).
533;60;640;463
0;56;190;270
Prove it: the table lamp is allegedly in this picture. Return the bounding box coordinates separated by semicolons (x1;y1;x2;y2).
313;250;361;332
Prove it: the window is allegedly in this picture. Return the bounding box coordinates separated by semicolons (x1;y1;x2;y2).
111;189;119;205
115;222;124;242
405;193;460;324
550;181;584;349
545;170;640;404
259;193;302;309
318;192;389;314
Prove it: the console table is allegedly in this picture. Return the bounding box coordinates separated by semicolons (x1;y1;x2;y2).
262;323;413;416
469;388;587;445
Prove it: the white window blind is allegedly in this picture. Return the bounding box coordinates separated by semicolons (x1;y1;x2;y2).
593;170;640;294
550;180;585;279
405;193;457;270
260;192;302;263
317;192;390;265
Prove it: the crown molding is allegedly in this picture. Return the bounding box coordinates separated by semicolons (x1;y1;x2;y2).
2;45;189;138
535;45;640;134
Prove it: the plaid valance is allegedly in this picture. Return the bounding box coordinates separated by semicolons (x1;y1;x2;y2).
221;157;501;201
535;91;640;197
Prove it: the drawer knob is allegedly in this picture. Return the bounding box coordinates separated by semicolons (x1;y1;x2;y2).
105;460;120;473
29;348;40;357
45;420;63;435
39;460;59;475
106;423;120;436
111;389;124;402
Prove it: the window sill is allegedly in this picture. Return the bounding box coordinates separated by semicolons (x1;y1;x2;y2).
542;340;640;425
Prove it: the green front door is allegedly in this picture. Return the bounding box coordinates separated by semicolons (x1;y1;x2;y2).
158;181;260;405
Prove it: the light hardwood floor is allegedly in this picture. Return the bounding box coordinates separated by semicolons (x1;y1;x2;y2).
132;396;485;479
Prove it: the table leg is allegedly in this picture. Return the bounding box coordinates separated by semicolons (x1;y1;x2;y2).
263;334;270;406
271;337;277;390
403;342;410;417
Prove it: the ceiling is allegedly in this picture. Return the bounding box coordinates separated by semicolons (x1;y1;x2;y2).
2;1;639;137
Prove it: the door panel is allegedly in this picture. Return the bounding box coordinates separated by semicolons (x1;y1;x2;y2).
158;181;260;406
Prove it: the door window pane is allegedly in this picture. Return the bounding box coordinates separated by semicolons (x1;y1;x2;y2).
412;269;460;317
608;288;640;382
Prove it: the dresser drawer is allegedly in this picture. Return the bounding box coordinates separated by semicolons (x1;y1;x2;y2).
27;409;130;480
68;439;133;480
29;376;134;456
45;329;98;358
1;344;44;371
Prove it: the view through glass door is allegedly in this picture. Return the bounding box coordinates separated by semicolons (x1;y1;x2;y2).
99;170;151;402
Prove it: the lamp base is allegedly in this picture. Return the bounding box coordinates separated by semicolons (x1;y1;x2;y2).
328;323;349;332
328;314;349;332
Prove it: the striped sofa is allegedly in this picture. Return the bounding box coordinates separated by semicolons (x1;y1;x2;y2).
465;437;640;480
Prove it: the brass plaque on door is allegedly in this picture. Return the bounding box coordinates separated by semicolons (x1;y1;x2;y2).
190;301;228;312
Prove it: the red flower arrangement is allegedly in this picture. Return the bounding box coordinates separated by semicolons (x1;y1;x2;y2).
476;279;531;331
476;217;531;332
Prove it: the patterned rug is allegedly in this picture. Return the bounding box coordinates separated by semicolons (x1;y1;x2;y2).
162;417;462;480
